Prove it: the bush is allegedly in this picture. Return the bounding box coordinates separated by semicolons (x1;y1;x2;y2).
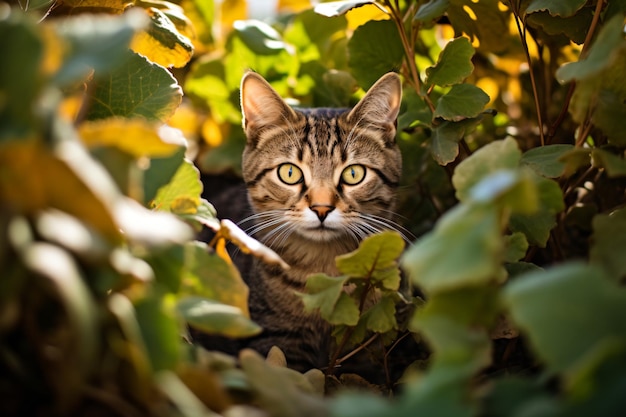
1;0;625;416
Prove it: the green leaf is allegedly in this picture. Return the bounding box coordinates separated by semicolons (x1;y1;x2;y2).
179;296;262;338
52;10;148;85
233;20;288;55
447;0;510;53
347;20;404;89
335;231;404;290
300;274;358;325
452;137;521;202
590;208;626;281
86;50;183;122
152;159;202;214
430;118;482;165
0;9;43;140
592;148;626;178
520;144;574;178
526;0;587;17
504;232;529;263
526;9;593;45
414;0;450;23
425;37;475;87
433;84;490;121
592;90;626;147
556;15;625;83
504;262;626;375
182;241;250;314
328;292;360;326
143;147;186;204
402;204;503;294
134;296;180;371
362;295;397;333
509;173;564;247
398;88;433;131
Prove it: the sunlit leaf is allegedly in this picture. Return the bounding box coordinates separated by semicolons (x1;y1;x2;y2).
433;84;490;121
131;7;194;68
62;0;128;10
86;50;183;122
425;37;475;87
447;0;510;53
452;137;521;202
314;0;385;17
52;10;148;86
143;147;186;204
153;159;202;213
233;19;288;55
0;140;122;242
504;262;626;374
179;296;261;338
218;219;289;270
590;208;626;281
414;0;450;23
336;231;404;290
182;241;250;314
134;296;180;371
556;15;625;83
347;19;404;89
402;204;503;294
79;118;186;158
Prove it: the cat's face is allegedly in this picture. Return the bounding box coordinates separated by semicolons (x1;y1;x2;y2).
240;72;402;246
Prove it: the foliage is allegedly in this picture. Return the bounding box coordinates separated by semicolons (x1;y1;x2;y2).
1;0;626;416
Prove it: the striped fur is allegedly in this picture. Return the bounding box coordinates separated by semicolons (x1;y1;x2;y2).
238;72;403;372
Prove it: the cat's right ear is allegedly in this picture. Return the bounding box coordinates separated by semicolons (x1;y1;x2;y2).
240;72;297;138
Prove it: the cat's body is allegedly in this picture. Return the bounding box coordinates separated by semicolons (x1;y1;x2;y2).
197;72;405;374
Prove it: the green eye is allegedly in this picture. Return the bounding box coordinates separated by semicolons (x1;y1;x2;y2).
277;163;303;185
341;164;366;185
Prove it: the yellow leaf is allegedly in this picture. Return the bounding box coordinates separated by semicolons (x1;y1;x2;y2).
78;118;186;157
0;140;122;243
169;101;200;140
221;0;247;33
346;3;389;30
201;117;223;147
40;26;66;77
61;0;128;12
215;237;233;265
171;196;200;214
278;0;312;13
131;7;194;68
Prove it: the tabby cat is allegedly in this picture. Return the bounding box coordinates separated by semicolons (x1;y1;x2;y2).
199;72;405;374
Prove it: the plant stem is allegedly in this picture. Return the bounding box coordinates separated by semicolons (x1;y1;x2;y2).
510;2;545;146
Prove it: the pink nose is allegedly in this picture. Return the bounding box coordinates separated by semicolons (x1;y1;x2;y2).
310;204;335;222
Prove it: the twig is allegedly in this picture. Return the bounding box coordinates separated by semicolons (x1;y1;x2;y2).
336;334;380;365
509;2;545;146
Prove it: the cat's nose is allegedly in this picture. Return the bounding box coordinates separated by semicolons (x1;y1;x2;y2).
310;204;335;222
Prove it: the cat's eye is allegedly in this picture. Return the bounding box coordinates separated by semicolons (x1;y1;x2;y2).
341;164;366;185
277;163;304;185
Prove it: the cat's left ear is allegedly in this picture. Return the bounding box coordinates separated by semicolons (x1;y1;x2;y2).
347;72;402;139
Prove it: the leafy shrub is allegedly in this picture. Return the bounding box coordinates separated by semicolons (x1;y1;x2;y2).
1;0;626;416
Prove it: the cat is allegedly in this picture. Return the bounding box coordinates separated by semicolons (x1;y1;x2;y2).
197;71;407;376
